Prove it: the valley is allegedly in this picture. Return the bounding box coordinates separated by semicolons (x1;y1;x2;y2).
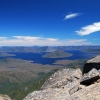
0;58;62;100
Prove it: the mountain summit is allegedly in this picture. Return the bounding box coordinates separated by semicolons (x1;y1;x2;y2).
24;55;100;100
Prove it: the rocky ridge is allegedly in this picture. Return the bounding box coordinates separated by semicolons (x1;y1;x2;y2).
24;55;100;100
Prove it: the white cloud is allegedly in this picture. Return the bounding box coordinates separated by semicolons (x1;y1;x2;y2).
13;36;41;40
0;37;8;40
0;36;91;46
66;39;87;43
46;38;58;41
76;22;100;36
63;39;91;45
64;13;81;20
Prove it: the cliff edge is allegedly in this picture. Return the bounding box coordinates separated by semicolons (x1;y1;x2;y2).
24;55;100;100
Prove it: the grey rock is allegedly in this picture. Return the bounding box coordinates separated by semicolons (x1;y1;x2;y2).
24;83;100;100
82;68;100;80
84;55;100;73
24;68;82;100
24;88;71;100
81;68;100;85
64;81;80;95
78;85;86;90
71;83;100;100
41;68;82;95
41;68;82;90
87;55;100;63
24;67;100;100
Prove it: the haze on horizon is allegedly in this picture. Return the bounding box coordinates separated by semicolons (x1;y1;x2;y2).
0;0;100;46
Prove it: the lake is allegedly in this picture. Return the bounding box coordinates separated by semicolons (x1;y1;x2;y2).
0;50;96;65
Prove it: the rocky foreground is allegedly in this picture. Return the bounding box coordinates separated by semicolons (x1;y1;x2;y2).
24;55;100;100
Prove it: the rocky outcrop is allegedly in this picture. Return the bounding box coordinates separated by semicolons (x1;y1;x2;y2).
71;83;100;100
24;88;71;100
41;68;82;95
84;55;100;73
24;68;81;100
81;68;100;85
41;69;82;91
24;55;100;100
0;94;11;100
24;68;100;100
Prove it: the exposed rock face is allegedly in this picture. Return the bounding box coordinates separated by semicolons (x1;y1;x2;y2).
0;94;11;100
24;68;82;100
87;55;100;63
84;55;100;73
41;68;82;90
24;88;71;100
81;68;100;85
71;83;100;100
24;56;100;100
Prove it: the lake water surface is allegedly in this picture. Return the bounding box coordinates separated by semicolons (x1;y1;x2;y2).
0;50;96;65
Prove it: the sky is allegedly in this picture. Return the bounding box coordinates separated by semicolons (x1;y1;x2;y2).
0;0;100;46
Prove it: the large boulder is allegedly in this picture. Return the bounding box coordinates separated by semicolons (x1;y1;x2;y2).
41;68;82;94
84;55;100;73
41;68;82;89
81;68;100;85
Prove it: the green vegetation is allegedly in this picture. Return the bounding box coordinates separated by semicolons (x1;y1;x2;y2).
0;56;86;99
0;58;62;83
42;50;72;58
0;69;58;100
0;58;62;99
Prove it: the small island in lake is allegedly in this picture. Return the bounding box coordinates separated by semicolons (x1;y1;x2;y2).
42;50;73;58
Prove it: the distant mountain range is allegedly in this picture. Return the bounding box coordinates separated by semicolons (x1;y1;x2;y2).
84;49;100;54
0;46;100;52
